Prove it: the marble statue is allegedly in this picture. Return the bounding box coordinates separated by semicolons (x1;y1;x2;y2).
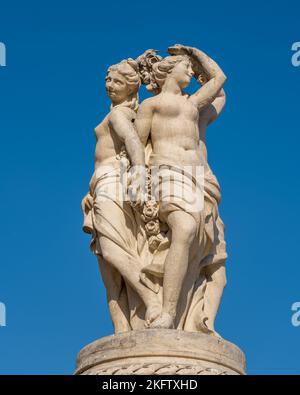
82;44;228;336
77;44;247;376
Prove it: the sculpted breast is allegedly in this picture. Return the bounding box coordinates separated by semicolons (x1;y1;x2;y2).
156;97;181;117
94;117;109;138
156;96;199;122
184;100;199;121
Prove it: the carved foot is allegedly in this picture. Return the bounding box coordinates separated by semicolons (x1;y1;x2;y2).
197;317;222;339
149;312;174;329
145;303;161;328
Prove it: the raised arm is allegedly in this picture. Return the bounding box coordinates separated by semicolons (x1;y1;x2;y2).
168;44;227;112
109;107;145;166
202;89;226;125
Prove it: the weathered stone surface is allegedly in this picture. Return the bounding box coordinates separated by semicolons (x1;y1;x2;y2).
75;330;246;375
78;44;247;375
81;44;229;334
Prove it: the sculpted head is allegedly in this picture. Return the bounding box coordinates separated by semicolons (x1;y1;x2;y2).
105;59;140;110
151;55;194;90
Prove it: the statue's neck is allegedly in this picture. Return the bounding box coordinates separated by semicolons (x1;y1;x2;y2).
161;78;182;95
110;94;138;111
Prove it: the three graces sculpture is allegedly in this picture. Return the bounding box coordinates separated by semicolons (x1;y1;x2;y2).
82;44;227;336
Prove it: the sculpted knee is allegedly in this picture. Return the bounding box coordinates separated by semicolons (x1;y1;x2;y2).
101;248;117;264
211;268;227;289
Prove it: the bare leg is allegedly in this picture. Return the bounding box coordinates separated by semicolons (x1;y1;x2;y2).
97;256;131;333
202;263;226;336
99;236;161;324
150;211;197;329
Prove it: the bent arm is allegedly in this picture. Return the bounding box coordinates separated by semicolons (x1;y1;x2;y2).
134;99;153;147
202;89;226;125
187;46;226;111
109;108;145;166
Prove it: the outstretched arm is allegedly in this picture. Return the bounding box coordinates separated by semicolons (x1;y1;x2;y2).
168;44;227;112
109;107;145;166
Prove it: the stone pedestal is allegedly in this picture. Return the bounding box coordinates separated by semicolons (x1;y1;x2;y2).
75;329;246;375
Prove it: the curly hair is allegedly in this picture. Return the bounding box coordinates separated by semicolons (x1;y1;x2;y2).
135;49;162;94
150;55;190;91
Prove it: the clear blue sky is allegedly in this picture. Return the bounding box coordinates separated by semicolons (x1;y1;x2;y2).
0;0;300;374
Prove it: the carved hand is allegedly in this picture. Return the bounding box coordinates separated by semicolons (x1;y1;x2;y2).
127;166;147;210
81;192;94;212
167;44;191;56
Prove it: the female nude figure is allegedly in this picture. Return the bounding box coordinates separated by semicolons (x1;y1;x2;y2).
134;44;227;329
82;59;160;332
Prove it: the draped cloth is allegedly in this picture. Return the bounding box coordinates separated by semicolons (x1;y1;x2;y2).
83;158;158;331
82;151;227;332
139;154;227;331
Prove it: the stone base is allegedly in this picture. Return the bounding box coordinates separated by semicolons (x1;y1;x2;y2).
75;330;246;375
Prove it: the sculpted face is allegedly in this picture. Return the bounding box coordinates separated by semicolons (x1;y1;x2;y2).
105;71;130;104
170;59;194;88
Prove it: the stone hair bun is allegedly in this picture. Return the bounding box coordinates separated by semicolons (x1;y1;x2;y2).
135;49;162;93
126;58;139;72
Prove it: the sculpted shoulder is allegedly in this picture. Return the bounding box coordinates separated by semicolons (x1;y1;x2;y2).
109;106;136;125
138;96;157;113
94;107;136;138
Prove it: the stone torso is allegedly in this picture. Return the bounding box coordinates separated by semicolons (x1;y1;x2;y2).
150;93;203;166
94;110;130;169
